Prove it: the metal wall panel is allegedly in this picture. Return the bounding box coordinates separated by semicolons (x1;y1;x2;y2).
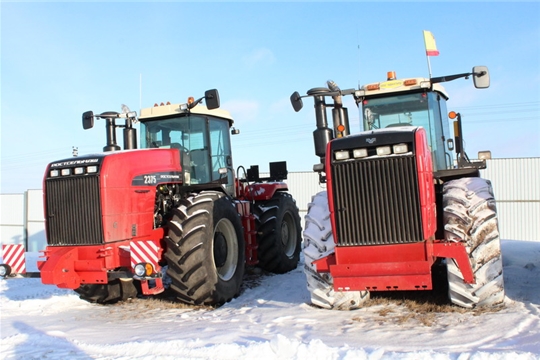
286;160;540;241
284;172;324;229
285;172;324;212
0;194;25;249
26;189;44;221
26;190;46;252
1;194;24;225
495;202;539;243
481;158;540;201
480;158;540;241
1;158;538;251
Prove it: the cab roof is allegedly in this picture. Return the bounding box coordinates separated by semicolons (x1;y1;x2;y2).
358;77;449;100
139;103;234;125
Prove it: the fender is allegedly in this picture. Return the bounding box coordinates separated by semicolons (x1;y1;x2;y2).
245;182;289;201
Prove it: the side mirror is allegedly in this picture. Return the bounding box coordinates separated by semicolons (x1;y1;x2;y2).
472;66;490;89
446;138;455;151
205;89;220;110
82;111;94;129
290;91;303;112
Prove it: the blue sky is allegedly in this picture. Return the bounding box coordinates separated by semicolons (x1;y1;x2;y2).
1;1;539;193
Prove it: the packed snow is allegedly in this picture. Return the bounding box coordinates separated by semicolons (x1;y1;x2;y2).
1;240;539;359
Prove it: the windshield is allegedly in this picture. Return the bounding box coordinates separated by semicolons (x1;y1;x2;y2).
362;93;431;130
361;91;450;171
140;114;233;189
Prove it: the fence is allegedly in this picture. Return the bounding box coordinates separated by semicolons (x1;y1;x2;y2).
1;158;538;252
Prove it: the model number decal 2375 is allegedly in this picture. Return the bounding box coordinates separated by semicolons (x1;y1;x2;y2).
144;175;157;184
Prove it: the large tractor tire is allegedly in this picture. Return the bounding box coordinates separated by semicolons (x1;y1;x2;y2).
303;191;369;310
254;192;302;274
443;177;505;308
75;278;138;304
164;191;245;306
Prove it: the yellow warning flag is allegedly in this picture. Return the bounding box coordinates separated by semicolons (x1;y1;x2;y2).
423;30;440;56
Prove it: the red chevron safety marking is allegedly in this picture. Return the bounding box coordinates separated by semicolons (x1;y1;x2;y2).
130;241;159;270
2;244;26;274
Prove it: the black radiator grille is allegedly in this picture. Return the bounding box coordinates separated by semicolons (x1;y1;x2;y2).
45;176;104;245
331;155;423;246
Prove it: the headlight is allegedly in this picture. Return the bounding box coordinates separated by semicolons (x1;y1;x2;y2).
61;168;71;176
0;264;11;277
134;263;154;277
50;170;59;177
335;150;350;160
353;148;368;158
87;165;98;173
478;150;492;160
376;146;392;156
134;263;147;277
74;167;84;175
393;143;408;154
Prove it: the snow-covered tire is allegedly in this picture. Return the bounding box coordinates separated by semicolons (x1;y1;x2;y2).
164;191;245;306
75;279;138;304
303;191;369;310
443;177;505;308
254;192;302;274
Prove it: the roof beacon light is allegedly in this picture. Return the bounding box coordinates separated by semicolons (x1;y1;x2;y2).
187;96;195;105
387;71;396;80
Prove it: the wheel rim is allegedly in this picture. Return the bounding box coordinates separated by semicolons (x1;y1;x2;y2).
213;218;238;281
281;211;297;258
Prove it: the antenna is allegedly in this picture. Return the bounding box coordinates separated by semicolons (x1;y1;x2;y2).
426;55;433;79
139;74;142;111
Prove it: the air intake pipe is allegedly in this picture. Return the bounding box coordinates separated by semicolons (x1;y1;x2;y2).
327;80;350;138
308;88;333;162
290;82;354;169
101;112;121;152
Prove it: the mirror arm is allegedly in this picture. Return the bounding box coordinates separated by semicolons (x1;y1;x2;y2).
188;96;205;109
430;72;472;84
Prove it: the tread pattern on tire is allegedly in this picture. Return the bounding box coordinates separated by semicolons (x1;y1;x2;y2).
303;191;369;310
164;191;244;306
254;192;302;274
443;177;505;308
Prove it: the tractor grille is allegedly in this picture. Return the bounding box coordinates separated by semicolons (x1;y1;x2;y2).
45;176;104;246
331;155;423;246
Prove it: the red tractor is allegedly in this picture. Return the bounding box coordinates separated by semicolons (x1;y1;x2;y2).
290;67;504;309
1;89;302;306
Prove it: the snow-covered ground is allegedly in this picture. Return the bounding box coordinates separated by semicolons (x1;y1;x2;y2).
1;240;539;360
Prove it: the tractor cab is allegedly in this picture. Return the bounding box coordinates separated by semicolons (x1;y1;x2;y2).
139;97;237;197
356;73;452;172
355;68;490;175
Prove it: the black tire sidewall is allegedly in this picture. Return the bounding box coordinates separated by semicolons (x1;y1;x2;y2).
256;192;302;274
210;195;245;303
